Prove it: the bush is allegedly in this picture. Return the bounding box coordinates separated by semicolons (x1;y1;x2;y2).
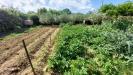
99;1;133;16
113;16;133;31
29;15;40;25
58;14;71;23
69;14;85;24
106;9;118;16
0;9;22;32
99;4;116;13
39;13;54;25
117;1;133;16
87;14;103;25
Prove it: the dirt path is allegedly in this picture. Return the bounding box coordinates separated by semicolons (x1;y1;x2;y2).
0;26;59;75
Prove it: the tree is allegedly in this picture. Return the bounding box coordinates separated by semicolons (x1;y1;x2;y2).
117;1;133;16
99;1;133;16
0;9;21;32
99;4;116;13
37;8;47;15
29;14;40;25
62;8;71;14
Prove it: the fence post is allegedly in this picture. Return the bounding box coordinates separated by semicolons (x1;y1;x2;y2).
22;40;36;75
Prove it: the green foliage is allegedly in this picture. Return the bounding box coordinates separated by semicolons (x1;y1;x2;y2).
117;1;133;16
38;8;85;25
69;13;85;24
88;14;103;24
58;14;71;23
113;16;133;31
49;25;88;73
106;9;118;16
62;8;71;14
39;13;60;25
64;57;89;75
49;22;133;75
0;9;22;32
99;1;133;16
37;8;47;15
29;14;39;25
99;4;116;13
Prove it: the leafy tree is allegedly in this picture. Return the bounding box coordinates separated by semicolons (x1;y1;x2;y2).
39;13;59;25
29;14;40;25
37;8;47;15
99;4;116;13
117;1;133;16
106;9;118;16
99;1;133;16
0;9;21;32
62;8;71;14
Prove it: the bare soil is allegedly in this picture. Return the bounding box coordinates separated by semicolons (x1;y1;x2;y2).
0;26;59;75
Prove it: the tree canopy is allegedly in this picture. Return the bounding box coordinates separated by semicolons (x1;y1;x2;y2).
99;1;133;16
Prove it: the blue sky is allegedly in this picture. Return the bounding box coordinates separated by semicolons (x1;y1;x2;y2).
0;0;132;13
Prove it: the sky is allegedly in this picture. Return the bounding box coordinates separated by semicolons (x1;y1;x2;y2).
0;0;132;13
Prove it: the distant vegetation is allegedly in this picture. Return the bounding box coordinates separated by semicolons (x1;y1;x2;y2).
99;1;133;16
0;1;133;32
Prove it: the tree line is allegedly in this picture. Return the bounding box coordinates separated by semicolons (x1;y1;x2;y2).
0;1;133;33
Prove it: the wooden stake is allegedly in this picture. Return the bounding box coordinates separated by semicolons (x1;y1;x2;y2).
50;35;52;46
22;40;36;75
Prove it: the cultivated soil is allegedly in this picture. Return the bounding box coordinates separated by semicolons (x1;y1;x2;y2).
0;26;59;75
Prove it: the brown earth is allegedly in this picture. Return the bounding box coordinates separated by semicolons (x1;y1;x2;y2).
0;26;59;75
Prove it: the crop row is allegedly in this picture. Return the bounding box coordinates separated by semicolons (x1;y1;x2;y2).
0;27;56;75
49;23;133;75
0;27;49;65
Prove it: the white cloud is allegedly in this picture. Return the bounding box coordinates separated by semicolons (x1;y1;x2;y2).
0;0;95;13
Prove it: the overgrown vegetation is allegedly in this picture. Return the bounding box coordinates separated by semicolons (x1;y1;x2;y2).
99;1;133;16
49;21;133;74
0;8;22;32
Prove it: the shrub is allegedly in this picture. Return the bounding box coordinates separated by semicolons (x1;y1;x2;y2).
0;9;22;32
117;1;133;16
106;9;118;16
99;1;133;16
113;16;132;31
69;14;85;24
39;13;54;25
99;4;116;13
88;14;103;25
29;15;40;25
58;14;71;23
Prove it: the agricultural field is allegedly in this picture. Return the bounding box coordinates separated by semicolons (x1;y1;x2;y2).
49;23;133;75
0;0;133;75
0;26;59;75
0;22;133;75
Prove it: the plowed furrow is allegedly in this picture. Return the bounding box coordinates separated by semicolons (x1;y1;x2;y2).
0;28;56;75
0;28;50;65
19;28;59;75
0;27;44;51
